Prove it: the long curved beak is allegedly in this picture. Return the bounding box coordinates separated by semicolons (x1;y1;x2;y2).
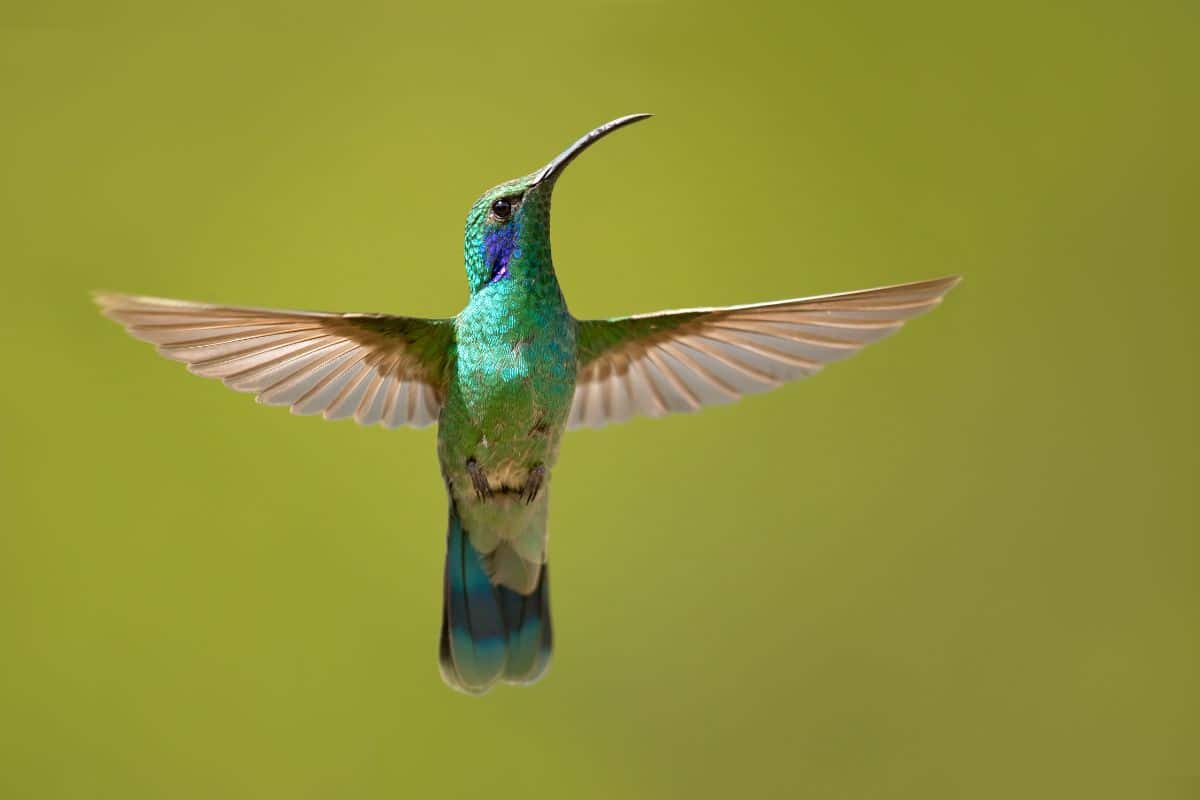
533;113;653;186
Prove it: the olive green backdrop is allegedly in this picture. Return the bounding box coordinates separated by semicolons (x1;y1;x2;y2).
1;2;1194;798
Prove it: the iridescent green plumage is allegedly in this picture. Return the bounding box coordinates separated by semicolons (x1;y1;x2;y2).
96;114;959;695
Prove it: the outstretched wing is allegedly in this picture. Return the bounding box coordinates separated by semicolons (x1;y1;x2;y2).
96;292;454;428
569;276;959;429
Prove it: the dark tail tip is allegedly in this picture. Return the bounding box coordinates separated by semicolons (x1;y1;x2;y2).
498;565;552;685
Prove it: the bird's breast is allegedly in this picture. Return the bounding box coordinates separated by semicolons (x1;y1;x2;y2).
445;306;577;461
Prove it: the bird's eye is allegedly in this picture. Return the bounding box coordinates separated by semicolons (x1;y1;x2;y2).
490;197;513;221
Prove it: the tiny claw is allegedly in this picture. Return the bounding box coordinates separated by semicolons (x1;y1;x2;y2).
522;463;546;504
467;458;492;501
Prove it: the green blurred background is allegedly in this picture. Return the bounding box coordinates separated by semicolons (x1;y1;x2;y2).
2;2;1194;798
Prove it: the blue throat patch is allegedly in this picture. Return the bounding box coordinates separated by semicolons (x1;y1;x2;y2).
484;225;520;284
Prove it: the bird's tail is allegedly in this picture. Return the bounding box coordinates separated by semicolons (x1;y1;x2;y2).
439;504;552;694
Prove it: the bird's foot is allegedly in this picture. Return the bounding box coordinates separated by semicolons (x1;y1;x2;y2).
522;463;546;504
466;458;492;501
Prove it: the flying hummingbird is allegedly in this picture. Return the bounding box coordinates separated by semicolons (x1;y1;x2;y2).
96;114;959;694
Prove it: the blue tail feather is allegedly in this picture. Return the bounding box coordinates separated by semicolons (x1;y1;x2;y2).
498;566;552;685
439;505;553;694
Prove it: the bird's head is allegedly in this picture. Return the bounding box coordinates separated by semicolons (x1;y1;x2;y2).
462;114;652;296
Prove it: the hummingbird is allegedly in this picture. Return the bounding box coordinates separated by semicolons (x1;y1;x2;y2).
96;114;959;694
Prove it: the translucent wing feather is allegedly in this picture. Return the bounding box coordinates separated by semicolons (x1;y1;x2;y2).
570;276;960;429
96;292;454;428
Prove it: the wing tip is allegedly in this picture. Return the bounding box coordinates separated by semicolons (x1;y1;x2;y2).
925;274;962;295
92;289;198;319
92;289;119;307
858;273;962;301
93;290;131;321
92;289;166;309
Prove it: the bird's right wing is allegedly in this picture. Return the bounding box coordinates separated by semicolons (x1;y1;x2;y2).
569;276;959;429
96;292;455;428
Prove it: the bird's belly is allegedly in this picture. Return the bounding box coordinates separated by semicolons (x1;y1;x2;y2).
465;353;561;426
440;335;575;496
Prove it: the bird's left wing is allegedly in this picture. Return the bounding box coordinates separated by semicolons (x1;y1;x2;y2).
569;276;959;429
97;292;454;428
